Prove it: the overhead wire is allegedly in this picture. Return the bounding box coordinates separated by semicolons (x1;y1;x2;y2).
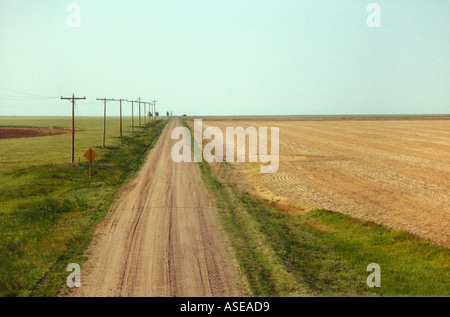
0;86;139;115
0;86;59;99
0;87;90;113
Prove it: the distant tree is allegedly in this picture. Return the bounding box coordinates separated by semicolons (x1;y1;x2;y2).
166;111;169;116
155;112;159;117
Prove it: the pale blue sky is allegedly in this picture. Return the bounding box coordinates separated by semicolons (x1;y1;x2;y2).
0;0;449;116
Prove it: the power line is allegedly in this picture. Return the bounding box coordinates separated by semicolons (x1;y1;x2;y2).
0;96;60;101
0;86;59;99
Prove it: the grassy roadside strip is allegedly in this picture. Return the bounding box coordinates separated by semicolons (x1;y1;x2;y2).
181;119;450;297
0;119;168;297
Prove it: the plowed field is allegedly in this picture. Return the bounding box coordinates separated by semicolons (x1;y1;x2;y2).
0;127;72;139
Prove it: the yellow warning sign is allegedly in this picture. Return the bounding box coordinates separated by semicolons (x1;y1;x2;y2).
83;148;98;162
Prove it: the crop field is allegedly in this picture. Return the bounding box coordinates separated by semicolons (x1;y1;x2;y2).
192;117;450;248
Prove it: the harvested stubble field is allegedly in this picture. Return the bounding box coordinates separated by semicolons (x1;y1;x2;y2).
193;117;450;248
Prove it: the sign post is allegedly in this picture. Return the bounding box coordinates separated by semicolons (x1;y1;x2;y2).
83;148;98;180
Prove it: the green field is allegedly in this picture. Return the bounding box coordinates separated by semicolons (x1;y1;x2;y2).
0;116;167;296
0;116;146;172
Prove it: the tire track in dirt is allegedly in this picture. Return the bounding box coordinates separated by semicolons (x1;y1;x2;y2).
64;119;243;297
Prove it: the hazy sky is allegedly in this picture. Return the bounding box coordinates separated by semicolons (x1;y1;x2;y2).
0;0;448;116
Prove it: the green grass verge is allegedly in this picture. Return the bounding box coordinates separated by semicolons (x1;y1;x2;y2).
306;209;450;296
181;119;450;297
0;118;168;297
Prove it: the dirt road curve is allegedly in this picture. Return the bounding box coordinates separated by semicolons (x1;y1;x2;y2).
66;119;242;297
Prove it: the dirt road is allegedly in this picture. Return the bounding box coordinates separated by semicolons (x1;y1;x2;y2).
66;119;242;296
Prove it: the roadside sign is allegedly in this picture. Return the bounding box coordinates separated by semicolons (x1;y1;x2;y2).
83;148;98;180
84;148;98;162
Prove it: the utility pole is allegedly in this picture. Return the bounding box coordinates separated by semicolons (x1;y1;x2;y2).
97;98;114;148
120;99;125;138
111;99;127;138
151;101;154;121
150;101;153;121
61;93;86;165
152;100;157;121
128;100;136;132
144;102;150;117
138;97;142;127
143;102;147;125
148;102;152;120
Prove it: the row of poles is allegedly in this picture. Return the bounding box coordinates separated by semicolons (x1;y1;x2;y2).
61;93;159;165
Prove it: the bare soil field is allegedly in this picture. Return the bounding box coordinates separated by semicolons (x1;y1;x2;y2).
191;118;450;248
0;127;72;139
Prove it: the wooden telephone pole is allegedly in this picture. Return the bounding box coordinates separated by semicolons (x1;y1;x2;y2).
96;98;114;148
128;100;136;132
147;102;151;122
143;102;147;125
61;93;86;164
152;100;157;121
111;98;127;138
138;97;142;127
